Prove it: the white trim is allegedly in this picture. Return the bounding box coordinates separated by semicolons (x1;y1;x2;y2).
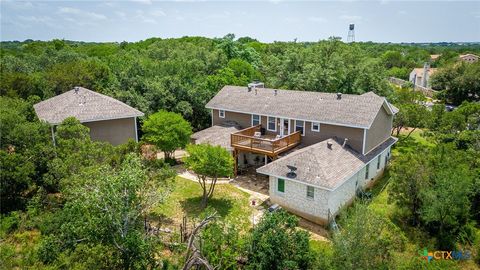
219;109;225;118
331;143;394;191
267;116;277;132
362;129;367;155
134;117;139;142
364;137;398;156
294;119;305;136
260;139;396;193
48;114;144;125
206;106;368;129
251;114;261;126
311;122;320;132
306;185;315;200
276;177;286;193
264;173;334;191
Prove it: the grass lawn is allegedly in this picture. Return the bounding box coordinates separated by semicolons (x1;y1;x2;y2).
151;176;254;230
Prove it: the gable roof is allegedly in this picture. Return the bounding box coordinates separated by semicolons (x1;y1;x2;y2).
256;136;397;190
411;67;438;78
459;53;479;59
206;86;395;129
34;87;144;125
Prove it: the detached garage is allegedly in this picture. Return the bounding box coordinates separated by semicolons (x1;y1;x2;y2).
34;86;144;146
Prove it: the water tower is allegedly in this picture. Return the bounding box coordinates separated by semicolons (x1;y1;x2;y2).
347;23;355;43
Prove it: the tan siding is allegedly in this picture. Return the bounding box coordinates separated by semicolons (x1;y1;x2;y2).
83;117;136;146
212;110;364;152
212;109;251;128
322;124;364;153
365;106;392;154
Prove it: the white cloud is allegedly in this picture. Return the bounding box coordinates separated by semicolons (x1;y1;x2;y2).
339;15;362;22
308;16;327;23
151;10;166;17
131;0;152;4
115;11;127;20
134;10;158;24
19;15;52;23
58;7;107;21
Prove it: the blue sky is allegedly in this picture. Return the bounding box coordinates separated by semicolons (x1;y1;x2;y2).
1;0;479;43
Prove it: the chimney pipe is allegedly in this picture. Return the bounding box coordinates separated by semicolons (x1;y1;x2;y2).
274;90;278;96
336;92;342;100
74;86;80;94
342;138;348;148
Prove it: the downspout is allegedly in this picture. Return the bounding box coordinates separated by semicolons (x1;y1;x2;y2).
134;117;139;142
51;125;56;147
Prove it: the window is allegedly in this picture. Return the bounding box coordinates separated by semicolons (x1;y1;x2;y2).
311;122;320;132
219;110;225;118
267;117;276;131
252;114;261;126
306;186;314;199
377;156;381;170
295;120;305;136
365;164;369;179
277;178;285;193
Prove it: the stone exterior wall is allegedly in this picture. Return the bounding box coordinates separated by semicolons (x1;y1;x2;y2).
269;176;330;224
268;145;393;224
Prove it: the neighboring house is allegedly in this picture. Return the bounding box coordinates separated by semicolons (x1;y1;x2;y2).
430;54;441;61
34;86;144;146
192;84;398;224
409;63;437;88
459;53;479;63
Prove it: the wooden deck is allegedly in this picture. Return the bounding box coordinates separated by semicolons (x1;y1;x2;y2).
230;125;301;157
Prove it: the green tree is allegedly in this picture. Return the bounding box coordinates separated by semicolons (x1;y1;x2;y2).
430;62;480;105
389;151;430;225
245;210;312;270
183;144;233;208
332;204;406;270
142;110;192;160
420;147;473;249
42;154;170;269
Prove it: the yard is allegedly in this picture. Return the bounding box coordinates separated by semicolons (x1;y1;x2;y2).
151;176;254;230
366;129;479;269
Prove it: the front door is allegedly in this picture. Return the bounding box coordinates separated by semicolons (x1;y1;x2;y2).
279;118;290;137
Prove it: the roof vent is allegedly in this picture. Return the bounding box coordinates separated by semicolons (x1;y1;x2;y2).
336;92;342;100
286;165;297;178
248;81;264;90
274;89;278;96
74;86;80;94
342;138;348;148
327;141;333;149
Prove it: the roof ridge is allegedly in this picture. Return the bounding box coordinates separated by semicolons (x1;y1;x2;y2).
77;87;142;113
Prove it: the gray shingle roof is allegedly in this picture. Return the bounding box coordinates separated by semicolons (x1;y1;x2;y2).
191;123;241;151
206;86;396;128
256;137;397;190
34;87;144;125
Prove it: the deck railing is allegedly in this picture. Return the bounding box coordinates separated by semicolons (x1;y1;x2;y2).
231;125;301;156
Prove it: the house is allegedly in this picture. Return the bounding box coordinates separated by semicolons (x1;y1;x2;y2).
34;86;144;146
409;63;437;88
192;84;398;224
430;54;441;61
459;53;479;63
